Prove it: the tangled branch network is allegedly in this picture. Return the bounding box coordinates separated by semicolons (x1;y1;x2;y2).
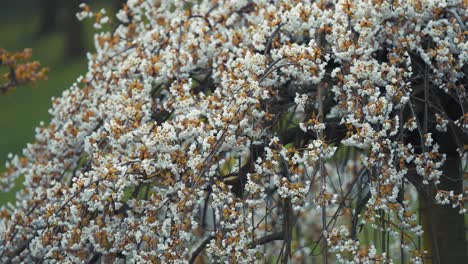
1;0;467;263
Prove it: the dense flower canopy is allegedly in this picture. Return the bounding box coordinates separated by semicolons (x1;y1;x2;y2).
1;0;467;263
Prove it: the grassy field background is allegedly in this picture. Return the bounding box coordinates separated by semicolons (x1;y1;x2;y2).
0;1;95;203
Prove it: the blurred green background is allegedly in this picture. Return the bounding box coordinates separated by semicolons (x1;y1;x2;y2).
0;0;121;203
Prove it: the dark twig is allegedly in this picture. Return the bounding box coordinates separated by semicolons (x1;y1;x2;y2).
189;235;215;264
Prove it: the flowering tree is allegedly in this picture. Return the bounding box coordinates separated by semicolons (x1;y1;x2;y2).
1;1;467;263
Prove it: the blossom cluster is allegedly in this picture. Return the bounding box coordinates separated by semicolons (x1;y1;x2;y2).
0;48;48;95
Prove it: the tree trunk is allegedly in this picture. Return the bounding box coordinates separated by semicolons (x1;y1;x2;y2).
37;0;60;36
420;156;467;263
63;0;85;58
